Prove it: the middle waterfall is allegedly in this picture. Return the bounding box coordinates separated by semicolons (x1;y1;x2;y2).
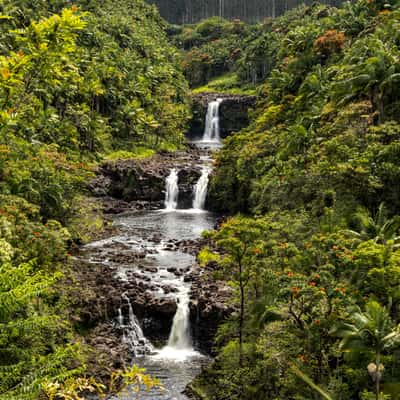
164;168;179;210
193;167;210;210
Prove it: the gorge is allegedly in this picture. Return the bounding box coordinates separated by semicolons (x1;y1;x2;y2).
2;1;400;399
79;98;230;399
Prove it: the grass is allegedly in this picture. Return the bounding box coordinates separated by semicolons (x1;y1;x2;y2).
192;72;257;95
102;135;185;162
103;148;156;161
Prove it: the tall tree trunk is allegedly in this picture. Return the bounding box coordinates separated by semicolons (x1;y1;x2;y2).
376;352;381;400
239;260;244;369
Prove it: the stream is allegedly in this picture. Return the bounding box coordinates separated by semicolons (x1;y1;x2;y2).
82;98;224;399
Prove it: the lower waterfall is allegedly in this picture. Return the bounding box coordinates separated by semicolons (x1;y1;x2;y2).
117;293;153;357
167;287;192;350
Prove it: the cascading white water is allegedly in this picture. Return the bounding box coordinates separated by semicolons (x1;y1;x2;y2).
164;169;179;210
193;167;210;210
202;98;223;142
118;293;153;356
167;288;192;350
117;308;124;326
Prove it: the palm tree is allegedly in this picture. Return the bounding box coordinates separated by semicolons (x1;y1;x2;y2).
345;203;400;245
331;301;400;400
291;364;333;400
331;35;400;122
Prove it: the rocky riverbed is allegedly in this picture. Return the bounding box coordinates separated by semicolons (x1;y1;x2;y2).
71;151;233;394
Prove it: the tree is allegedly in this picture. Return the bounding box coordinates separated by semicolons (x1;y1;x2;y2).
203;216;267;367
332;301;400;400
345;203;400;245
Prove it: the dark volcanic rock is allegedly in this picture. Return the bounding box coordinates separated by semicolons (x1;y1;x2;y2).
190;92;256;139
188;263;234;354
88;151;202;209
85;323;132;383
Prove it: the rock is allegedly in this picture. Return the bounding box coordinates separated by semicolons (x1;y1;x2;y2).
147;298;177;316
143;266;158;273
88;151;203;209
188;266;234;354
162;285;179;294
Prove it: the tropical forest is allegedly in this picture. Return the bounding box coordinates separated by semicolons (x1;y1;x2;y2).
1;0;400;399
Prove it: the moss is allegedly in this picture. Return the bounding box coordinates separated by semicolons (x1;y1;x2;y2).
103;148;156;161
192;73;257;96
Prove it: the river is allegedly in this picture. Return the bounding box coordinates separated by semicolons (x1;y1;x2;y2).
80;98;224;399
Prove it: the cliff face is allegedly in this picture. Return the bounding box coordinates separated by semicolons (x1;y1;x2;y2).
146;0;344;24
189;93;256;139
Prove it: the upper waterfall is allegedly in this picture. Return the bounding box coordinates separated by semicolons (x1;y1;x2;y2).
202;99;223;143
164;169;179;210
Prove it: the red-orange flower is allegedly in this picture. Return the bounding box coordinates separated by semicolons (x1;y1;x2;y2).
292;286;301;296
299;354;308;363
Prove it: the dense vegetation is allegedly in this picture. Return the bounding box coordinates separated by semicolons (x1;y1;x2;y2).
2;0;400;398
147;0;345;24
0;0;189;398
192;0;400;399
169;17;258;91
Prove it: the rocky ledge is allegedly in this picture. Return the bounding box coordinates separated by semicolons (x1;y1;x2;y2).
89;150;203;209
190;92;257;139
188;261;234;354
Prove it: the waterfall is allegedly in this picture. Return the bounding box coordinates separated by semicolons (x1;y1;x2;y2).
167;289;192;350
193;167;210;210
117;307;124;326
117;293;153;356
203;99;223;142
164;169;179;210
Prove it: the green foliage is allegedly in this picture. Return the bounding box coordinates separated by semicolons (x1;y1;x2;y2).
171;17;256;88
0;0;191;398
104;149;156;161
0;0;190;152
202;2;400;399
0;259;86;399
42;364;161;399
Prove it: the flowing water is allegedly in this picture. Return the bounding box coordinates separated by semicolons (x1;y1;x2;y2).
193;167;210;211
95;209;216;400
203;99;223;143
84;100;222;399
117;293;154;357
189;98;223;150
164;169;179;210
